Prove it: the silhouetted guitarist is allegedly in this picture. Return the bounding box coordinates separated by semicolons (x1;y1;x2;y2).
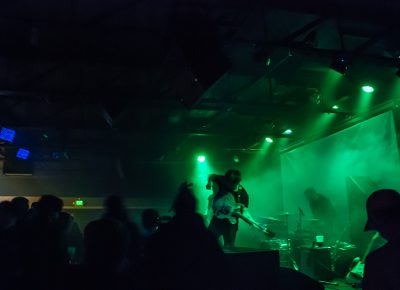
207;169;250;247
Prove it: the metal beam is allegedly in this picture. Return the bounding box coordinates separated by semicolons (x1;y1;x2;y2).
196;99;300;115
281;16;328;44
353;28;394;55
227;39;398;67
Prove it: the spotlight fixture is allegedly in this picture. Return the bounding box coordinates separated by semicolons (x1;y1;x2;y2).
265;137;274;143
197;155;206;163
330;54;350;75
309;90;321;105
233;155;240;163
362;85;374;93
283;129;293;135
332;105;339;110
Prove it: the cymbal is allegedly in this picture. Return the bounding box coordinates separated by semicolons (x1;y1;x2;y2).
257;216;282;222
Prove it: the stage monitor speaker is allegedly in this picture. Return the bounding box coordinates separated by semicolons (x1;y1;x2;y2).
225;249;279;290
300;247;333;281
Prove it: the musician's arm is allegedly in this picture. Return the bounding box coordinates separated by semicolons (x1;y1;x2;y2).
206;174;218;190
241;206;257;224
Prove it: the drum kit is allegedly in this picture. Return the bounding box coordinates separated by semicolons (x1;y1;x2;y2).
255;212;356;270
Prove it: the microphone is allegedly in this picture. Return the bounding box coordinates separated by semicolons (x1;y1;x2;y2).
298;207;305;216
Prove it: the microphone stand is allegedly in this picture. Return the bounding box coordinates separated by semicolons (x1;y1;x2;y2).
297;207;304;231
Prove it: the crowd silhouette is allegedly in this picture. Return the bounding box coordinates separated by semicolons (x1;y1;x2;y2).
0;183;395;290
0;183;233;290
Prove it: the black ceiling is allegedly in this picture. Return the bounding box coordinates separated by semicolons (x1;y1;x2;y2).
0;0;400;163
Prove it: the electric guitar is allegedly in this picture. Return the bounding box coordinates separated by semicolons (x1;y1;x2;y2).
345;232;380;286
213;193;275;237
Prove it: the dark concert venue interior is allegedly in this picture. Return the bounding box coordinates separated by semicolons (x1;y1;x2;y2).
0;1;399;289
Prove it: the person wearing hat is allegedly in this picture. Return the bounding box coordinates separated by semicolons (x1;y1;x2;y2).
363;189;400;290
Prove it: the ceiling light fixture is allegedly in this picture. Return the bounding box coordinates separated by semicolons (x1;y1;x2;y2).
362;85;374;93
283;129;293;135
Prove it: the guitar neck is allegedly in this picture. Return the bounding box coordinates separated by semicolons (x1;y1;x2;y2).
234;212;263;230
232;212;251;225
232;211;275;237
362;233;380;263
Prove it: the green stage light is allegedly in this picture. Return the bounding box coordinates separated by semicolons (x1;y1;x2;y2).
197;155;206;163
283;129;292;135
265;137;274;143
332;105;339;110
233;155;240;163
362;85;374;93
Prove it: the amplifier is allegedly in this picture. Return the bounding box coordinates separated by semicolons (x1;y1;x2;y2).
299;246;334;281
